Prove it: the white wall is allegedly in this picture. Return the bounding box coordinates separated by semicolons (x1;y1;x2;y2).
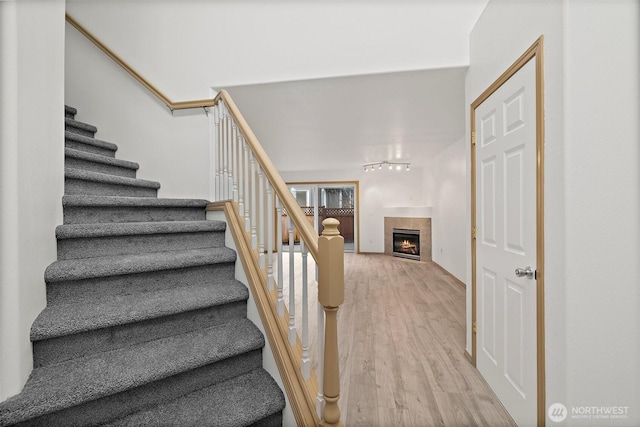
62;0;476;267
469;0;639;424
429;135;467;281
282;167;428;253
0;0;65;401
562;1;639;423
65;26;211;200
468;0;566;414
206;209;295;427
65;1;485;91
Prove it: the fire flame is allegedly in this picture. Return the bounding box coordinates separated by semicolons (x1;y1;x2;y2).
400;239;418;254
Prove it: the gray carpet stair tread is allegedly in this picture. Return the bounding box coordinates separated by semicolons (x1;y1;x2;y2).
65;147;139;170
62;195;209;208
65;105;77;116
65;131;118;152
0;319;265;426
65;117;98;134
105;368;285;427
31;280;249;340
65;168;161;189
56;220;225;239
45;247;237;282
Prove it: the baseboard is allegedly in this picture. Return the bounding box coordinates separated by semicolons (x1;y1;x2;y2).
432;261;466;289
464;350;474;365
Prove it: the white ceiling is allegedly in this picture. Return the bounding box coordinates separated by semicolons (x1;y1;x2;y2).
225;66;468;173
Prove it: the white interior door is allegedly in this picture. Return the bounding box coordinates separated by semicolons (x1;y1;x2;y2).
475;58;537;426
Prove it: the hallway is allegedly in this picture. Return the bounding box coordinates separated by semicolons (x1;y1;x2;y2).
337;254;515;426
280;253;516;426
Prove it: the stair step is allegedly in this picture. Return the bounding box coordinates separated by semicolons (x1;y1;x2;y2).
62;195;209;224
56;220;226;260
65;105;77;119
65;168;160;197
45;247;237;306
45;247;236;283
65;117;97;138
65;147;139;178
0;319;265;426
104;368;285;427
32;280;249;367
65;131;117;158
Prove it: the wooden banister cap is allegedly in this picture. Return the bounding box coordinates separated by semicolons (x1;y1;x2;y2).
321;218;341;236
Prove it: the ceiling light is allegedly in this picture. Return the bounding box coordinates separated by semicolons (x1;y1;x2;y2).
362;160;411;172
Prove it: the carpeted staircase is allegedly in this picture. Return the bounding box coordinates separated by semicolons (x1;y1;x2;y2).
0;106;285;427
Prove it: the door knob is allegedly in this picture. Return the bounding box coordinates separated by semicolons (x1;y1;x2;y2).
515;266;535;279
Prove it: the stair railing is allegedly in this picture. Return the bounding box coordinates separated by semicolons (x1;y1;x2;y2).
209;92;345;427
66;14;344;424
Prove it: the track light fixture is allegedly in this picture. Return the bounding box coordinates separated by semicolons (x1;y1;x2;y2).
363;160;411;172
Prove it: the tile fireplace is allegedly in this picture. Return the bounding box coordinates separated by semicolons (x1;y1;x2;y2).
383;216;431;261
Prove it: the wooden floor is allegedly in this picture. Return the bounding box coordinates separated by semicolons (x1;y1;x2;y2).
278;252;516;427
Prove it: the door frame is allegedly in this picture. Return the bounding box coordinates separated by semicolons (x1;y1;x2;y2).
286;180;360;253
470;36;545;426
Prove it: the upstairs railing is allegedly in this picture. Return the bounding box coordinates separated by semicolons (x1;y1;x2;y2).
209;93;345;426
66;13;344;427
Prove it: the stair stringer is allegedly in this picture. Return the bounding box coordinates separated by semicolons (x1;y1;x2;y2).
206;203;319;427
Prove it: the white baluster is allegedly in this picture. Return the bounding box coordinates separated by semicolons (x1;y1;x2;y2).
214;105;220;201
250;154;258;251
301;241;310;380
221;103;228;200
231;120;238;202
237;135;245;219
313;187;319;233
317;301;325;418
225;111;233;200
276;198;284;317
258;167;265;269
288;214;296;345
243;141;250;232
267;181;274;291
313;187;320;280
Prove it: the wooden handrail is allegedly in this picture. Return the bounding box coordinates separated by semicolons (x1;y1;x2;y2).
68;13;338;424
66;14;320;260
207;201;320;426
216;90;320;262
66;14;216;112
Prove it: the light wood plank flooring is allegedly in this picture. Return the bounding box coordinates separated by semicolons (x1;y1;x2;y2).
277;252;516;426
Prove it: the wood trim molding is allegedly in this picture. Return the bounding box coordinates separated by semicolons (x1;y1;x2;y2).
207;201;320;426
218;92;320;262
65;14;216;112
464;350;473;364
431;262;465;289
282;181;360;253
70;12;336;421
66;12;319;261
470;36;545;427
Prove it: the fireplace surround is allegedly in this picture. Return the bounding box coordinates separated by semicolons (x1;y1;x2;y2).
384;217;431;261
